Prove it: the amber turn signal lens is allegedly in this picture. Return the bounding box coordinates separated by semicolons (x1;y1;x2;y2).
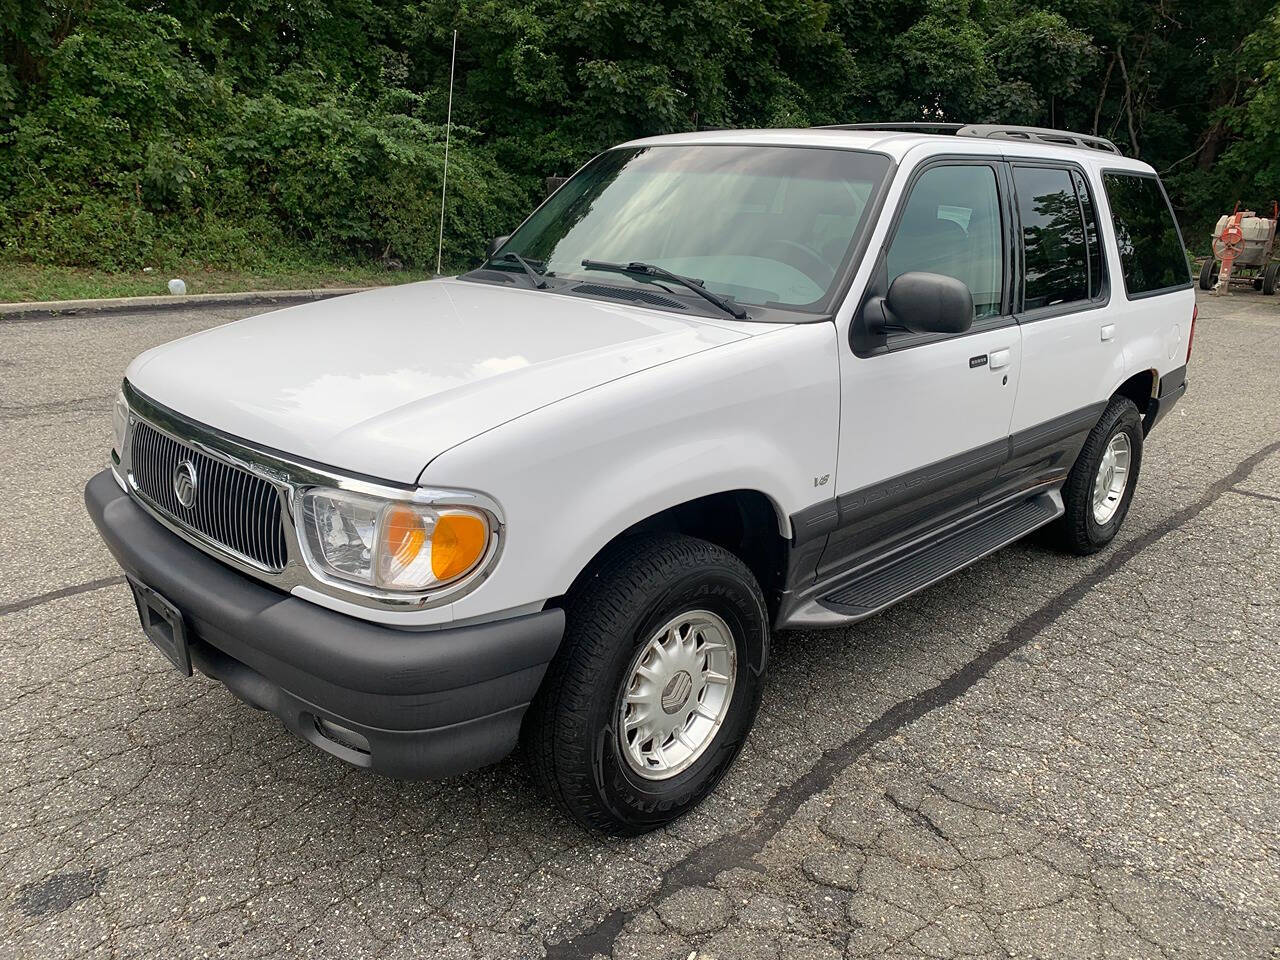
383;504;427;566
431;512;488;581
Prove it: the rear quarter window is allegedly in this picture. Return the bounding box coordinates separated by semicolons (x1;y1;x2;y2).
1102;172;1190;297
1013;166;1091;309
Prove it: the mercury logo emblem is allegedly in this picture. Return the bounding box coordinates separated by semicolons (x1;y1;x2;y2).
661;671;694;714
173;460;198;509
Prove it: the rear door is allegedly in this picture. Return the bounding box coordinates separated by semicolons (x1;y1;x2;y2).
1001;162;1122;494
823;157;1021;578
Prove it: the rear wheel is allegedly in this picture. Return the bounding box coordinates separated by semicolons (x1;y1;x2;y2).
1198;258;1218;291
1263;262;1279;295
1050;396;1144;555
524;533;768;834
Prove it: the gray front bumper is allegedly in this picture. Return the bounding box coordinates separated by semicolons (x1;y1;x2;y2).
85;469;564;778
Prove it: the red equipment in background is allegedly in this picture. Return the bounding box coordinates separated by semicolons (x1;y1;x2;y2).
1201;202;1280;295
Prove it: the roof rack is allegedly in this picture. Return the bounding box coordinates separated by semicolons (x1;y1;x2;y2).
819;122;965;134
819;122;1122;155
959;124;1121;154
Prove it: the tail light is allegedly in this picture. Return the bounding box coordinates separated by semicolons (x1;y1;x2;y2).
1186;303;1197;364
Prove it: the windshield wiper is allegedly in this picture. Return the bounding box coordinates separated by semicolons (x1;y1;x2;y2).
580;259;747;319
485;251;548;289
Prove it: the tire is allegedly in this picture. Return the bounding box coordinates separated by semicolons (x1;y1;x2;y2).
1049;396;1144;555
1263;262;1279;295
1198;258;1218;291
523;532;769;834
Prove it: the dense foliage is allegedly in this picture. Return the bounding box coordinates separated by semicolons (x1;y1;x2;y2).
2;0;1277;272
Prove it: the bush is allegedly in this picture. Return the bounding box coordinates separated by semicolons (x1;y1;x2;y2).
0;3;532;271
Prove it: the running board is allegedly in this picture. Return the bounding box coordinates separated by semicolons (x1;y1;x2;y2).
781;491;1063;629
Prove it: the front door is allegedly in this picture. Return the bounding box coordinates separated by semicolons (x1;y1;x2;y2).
823;159;1021;578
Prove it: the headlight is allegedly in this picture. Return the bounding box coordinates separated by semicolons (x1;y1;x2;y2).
299;487;492;593
111;388;128;457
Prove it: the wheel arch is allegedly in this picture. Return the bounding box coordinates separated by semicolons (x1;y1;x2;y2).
554;488;791;618
1112;367;1157;416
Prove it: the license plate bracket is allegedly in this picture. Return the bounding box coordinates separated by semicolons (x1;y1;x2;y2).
127;576;192;677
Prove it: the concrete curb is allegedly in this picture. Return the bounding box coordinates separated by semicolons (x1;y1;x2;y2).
0;287;372;322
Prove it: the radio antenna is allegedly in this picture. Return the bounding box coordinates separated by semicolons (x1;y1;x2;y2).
436;28;458;276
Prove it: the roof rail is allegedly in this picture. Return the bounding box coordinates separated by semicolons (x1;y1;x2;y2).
957;124;1121;154
818;122;965;134
816;122;1121;155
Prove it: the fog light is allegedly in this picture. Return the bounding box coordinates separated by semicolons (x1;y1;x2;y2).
314;717;371;755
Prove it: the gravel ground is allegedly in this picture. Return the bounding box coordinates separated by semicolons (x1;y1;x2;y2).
1;291;1278;959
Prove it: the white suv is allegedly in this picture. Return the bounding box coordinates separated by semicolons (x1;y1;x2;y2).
87;123;1194;833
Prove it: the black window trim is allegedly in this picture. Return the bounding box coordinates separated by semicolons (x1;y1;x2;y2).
850;154;1018;358
1008;158;1112;325
1070;169;1100;300
1099;166;1194;302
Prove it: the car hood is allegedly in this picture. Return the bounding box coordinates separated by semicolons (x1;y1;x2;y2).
125;279;751;483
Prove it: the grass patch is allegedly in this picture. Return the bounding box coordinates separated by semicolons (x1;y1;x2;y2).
0;260;433;303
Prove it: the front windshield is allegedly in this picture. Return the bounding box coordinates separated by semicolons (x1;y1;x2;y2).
486;145;891;314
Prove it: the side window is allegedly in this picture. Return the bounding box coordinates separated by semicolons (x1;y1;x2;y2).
1103;172;1191;296
1013;166;1089;310
1072;170;1106;300
886;165;1003;320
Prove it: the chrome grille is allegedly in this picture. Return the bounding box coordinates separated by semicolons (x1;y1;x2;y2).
128;420;289;572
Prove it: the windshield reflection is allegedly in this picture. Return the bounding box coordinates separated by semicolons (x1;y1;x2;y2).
474;145;891;314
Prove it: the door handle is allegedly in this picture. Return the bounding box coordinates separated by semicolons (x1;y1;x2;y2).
988;348;1011;370
1100;324;1116;342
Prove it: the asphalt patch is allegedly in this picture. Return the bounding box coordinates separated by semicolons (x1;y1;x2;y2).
15;869;108;917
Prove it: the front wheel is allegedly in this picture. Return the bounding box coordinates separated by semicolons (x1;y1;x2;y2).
523;533;769;834
1049;396;1144;555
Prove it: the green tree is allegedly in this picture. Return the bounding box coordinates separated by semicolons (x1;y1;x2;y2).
2;0;1277;270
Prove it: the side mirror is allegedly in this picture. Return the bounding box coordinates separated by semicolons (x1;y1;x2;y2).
486;235;509;259
881;272;973;335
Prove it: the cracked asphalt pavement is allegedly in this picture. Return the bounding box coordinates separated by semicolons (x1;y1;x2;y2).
2;292;1279;959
